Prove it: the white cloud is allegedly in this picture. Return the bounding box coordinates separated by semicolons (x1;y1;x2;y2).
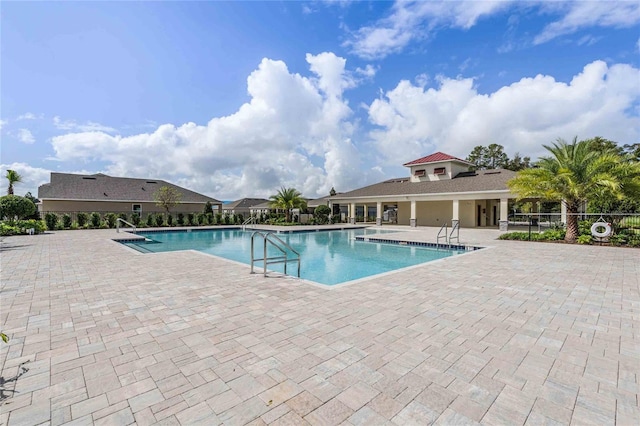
344;0;512;59
368;60;640;165
53;116;117;133
17;129;36;144
50;53;366;199
535;1;640;45
0;119;6;130
0;163;52;197
17;112;40;120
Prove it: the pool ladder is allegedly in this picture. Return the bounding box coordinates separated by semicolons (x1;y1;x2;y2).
436;221;460;248
250;231;301;278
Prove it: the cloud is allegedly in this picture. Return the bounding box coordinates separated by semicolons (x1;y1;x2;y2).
53;116;117;133
535;1;640;44
16;129;36;144
0;162;52;197
17;112;41;120
367;60;640;165
49;53;366;199
344;0;512;59
0;120;6;130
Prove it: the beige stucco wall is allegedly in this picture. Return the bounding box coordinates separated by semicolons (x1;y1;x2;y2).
459;200;476;228
415;201;452;227
41;200;219;214
397;201;410;225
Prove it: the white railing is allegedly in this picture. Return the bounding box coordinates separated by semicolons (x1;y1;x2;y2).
242;216;257;230
449;221;460;244
116;218;137;233
250;231;300;278
436;222;448;248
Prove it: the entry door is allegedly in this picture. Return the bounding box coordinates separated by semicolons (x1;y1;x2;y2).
477;205;481;226
493;205;497;225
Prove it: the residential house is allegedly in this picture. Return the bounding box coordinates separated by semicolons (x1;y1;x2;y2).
38;173;222;216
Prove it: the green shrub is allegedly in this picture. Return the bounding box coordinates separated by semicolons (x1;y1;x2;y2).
207;212;215;225
45;212;58;230
187;213;195;226
577;235;592;245
131;213;141;226
118;213;128;223
578;220;595;236
627;235;640;248
539;229;565;241
223;214;230;225
177;213;184;225
1;223;19;235
77;212;88;227
197;213;207;225
155;214;164;227
0;195;36;222
105;213;118;228
215;213;222;225
498;232;539;241
146;214;154;227
237;214;244;224
167;214;173;226
90;212;101;228
608;234;627;246
314;205;331;224
62;214;72;229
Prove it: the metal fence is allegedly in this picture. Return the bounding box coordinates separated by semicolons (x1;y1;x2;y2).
508;213;640;235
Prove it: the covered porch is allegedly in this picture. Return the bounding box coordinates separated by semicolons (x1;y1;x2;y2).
331;194;512;230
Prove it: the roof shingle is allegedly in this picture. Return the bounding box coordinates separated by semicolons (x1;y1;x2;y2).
332;169;517;199
38;173;221;204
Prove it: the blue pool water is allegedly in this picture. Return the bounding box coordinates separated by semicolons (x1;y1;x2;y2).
122;228;466;286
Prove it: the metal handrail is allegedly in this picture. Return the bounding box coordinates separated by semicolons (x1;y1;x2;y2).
116;218;137;233
250;231;300;278
449;221;460;244
436;222;448;248
242;216;257;230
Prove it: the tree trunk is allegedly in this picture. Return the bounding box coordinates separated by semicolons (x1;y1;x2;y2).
565;206;579;243
285;210;291;223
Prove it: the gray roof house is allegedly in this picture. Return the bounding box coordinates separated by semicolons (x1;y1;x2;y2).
222;198;268;215
38;173;222;215
330;152;518;229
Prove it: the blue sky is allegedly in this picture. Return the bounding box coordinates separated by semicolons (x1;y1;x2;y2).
2;1;639;200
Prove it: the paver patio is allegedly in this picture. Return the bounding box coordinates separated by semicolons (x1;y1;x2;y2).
1;226;638;425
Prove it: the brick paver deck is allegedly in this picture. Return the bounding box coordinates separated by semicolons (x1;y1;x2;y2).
1;227;638;425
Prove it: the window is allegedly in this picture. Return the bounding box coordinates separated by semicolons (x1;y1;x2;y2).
434;167;446;175
414;169;426;177
132;204;142;214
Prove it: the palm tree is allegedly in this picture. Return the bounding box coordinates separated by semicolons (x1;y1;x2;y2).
6;170;23;195
508;137;640;243
269;187;307;223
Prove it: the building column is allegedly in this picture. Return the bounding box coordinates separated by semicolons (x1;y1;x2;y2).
499;198;509;231
410;200;417;227
363;204;368;222
376;201;382;226
452;199;460;228
350;203;356;224
561;201;567;225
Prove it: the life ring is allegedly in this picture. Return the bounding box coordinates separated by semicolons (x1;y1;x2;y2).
591;222;612;238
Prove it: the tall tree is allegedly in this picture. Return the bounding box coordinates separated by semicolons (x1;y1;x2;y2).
5;170;22;195
506;152;532;171
466;145;487;170
486;144;509;169
466;144;509;170
154;186;182;214
269;187;307;223
508;137;640;243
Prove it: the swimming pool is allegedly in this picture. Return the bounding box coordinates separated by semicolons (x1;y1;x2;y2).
121;228;468;286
